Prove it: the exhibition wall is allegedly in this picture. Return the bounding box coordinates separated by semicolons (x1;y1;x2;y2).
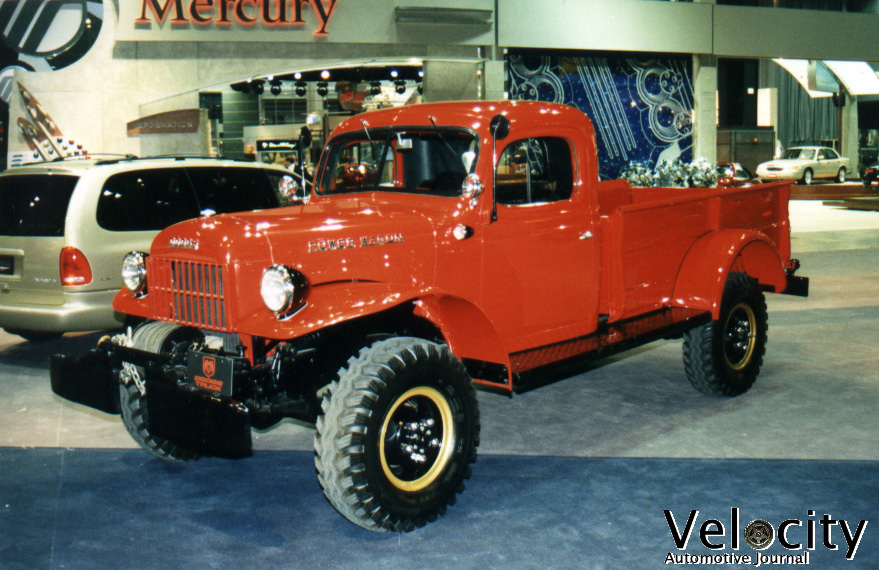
3;0;879;172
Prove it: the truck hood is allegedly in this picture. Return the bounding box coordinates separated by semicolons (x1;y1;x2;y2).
151;195;439;288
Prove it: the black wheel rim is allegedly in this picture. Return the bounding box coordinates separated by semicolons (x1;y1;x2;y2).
380;387;454;492
724;302;757;371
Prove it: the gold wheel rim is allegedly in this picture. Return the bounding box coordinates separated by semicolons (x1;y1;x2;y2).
724;302;757;371
379;386;455;493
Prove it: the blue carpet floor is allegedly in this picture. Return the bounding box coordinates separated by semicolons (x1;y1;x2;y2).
1;449;877;569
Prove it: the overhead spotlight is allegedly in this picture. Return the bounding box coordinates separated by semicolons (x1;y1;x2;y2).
250;80;264;95
295;81;307;97
418;69;424;78
390;69;399;79
394;80;407;95
294;72;302;80
417;83;424;94
269;78;282;96
370;81;382;96
317;81;329;97
320;70;330;80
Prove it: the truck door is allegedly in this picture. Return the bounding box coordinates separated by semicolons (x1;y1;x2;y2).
479;136;601;353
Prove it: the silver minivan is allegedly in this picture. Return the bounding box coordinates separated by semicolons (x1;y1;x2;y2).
0;157;298;341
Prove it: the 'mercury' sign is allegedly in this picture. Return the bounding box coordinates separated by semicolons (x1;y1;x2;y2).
135;0;338;36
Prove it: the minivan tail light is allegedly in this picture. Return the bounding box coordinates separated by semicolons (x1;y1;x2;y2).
60;246;93;286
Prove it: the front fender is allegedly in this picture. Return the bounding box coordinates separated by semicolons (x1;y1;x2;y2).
413;295;511;388
672;230;787;319
413;296;508;364
235;280;426;339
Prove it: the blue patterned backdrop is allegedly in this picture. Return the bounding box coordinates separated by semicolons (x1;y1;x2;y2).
507;52;694;181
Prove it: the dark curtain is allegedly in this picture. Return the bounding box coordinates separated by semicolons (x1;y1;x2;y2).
762;61;838;150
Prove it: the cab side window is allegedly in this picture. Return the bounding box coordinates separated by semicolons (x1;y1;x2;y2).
496;137;573;205
97;169;199;231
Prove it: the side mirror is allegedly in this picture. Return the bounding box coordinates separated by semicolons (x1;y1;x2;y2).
298;126;312;149
490;114;510;141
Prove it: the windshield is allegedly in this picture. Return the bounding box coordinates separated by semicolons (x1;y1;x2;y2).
781;148;815;160
0;174;79;237
318;128;479;197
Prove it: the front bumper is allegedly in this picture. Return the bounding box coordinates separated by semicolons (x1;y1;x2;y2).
50;339;253;459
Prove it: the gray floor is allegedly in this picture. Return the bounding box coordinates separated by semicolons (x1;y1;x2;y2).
1;201;877;460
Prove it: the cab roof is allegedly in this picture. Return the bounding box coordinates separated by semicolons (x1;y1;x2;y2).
331;100;594;141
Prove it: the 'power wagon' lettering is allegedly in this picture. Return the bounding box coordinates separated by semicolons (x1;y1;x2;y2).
308;234;403;253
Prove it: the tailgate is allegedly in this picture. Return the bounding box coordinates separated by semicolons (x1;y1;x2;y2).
0;236;66;306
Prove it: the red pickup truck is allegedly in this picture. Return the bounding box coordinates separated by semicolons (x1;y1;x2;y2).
51;101;808;532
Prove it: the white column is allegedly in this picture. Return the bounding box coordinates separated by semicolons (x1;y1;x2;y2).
693;54;718;164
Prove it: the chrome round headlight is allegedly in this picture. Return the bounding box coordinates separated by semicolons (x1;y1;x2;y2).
121;251;148;297
260;265;307;316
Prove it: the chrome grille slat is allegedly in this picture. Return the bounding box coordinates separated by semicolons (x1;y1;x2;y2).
148;257;230;332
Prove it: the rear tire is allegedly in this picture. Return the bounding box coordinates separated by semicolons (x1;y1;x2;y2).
836;167;846;183
314;337;480;532
683;273;767;397
119;321;202;462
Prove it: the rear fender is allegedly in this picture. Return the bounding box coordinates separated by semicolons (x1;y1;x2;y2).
672;230;786;318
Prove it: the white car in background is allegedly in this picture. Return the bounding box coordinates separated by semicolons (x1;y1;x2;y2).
756;146;851;185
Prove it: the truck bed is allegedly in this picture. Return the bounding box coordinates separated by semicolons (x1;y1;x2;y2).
597;180;792;322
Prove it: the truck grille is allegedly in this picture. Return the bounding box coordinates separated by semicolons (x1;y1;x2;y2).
148;258;230;332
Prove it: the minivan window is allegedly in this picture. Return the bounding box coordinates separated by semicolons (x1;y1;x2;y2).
187;167;280;213
97;169;199;231
0;174;79;237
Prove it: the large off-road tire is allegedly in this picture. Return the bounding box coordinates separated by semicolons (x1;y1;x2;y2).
683;272;768;397
314;337;480;532
119;321;202;462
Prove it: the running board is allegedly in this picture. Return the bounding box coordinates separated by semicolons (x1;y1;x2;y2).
466;307;711;393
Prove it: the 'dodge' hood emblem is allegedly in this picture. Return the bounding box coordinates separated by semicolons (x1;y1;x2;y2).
169;237;199;250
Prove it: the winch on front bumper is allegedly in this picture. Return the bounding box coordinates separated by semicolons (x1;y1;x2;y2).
50;337;302;459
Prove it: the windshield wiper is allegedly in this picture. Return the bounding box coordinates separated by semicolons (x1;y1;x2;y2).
428;116;461;161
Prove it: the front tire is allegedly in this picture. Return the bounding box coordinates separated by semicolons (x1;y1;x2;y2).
119;321;202;462
682;273;768;397
800;168;813;185
314;337;480;532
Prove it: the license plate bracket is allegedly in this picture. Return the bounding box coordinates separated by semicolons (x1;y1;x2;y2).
186;351;234;397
